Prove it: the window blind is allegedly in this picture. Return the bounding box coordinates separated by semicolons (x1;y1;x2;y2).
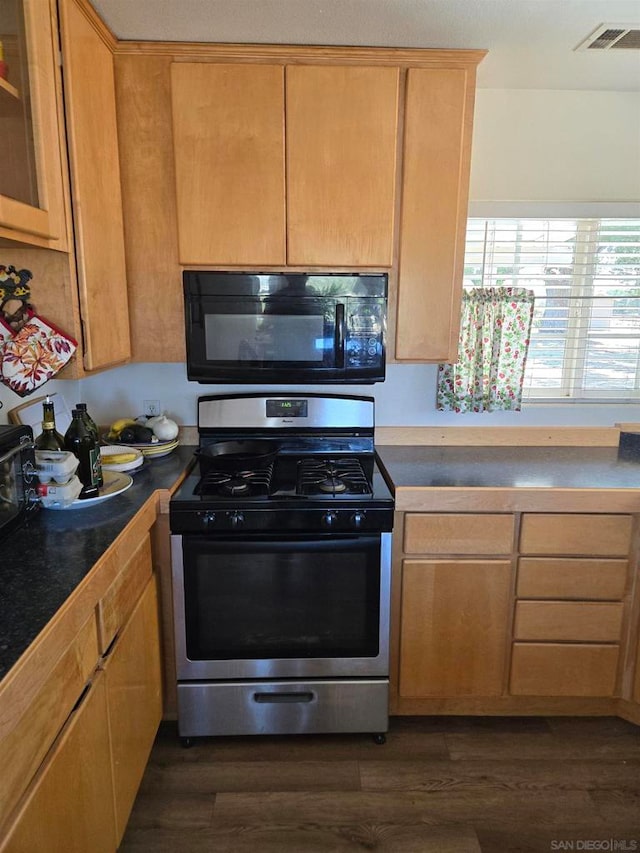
463;219;640;401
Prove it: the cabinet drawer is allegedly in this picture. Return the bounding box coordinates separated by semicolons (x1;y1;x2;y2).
97;534;153;653
517;557;628;600
513;601;624;642
404;513;514;555
519;514;632;557
510;643;619;697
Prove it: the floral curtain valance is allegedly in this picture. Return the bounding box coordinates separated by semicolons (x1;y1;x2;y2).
437;287;535;413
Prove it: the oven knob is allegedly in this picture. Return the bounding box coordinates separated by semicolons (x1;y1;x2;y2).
198;511;216;528
350;511;366;529
228;511;245;529
321;511;338;528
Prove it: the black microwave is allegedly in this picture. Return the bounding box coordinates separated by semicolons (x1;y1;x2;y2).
0;424;39;541
183;271;387;384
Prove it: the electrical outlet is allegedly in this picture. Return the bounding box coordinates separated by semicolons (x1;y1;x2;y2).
143;399;161;417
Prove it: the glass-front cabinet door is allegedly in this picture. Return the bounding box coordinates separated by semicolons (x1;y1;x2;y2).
0;0;67;247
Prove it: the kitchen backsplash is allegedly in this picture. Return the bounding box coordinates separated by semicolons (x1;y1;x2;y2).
2;362;639;429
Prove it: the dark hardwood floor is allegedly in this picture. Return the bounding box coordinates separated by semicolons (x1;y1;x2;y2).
120;715;640;852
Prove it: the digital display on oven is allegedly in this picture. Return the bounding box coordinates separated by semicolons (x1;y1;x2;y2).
266;399;308;418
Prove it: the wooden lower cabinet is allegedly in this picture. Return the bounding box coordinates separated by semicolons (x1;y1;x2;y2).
1;672;116;853
103;575;162;844
399;559;512;698
510;643;619;697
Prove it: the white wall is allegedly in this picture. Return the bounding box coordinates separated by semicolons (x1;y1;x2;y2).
470;89;640;205
2;88;639;428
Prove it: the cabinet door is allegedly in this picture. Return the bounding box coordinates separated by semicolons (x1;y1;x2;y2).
396;67;475;361
286;65;399;266
171;62;286;265
1;672;116;853
103;575;162;845
0;0;67;247
58;0;130;371
400;559;512;698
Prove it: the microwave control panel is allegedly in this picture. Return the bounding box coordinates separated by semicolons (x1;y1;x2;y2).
346;303;384;368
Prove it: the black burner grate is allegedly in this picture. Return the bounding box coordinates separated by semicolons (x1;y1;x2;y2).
297;458;372;497
195;460;275;497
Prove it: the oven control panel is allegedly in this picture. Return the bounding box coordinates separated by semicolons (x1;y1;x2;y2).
175;506;394;534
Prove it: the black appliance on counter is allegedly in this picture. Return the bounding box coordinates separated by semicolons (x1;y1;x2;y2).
182;271;387;384
169;393;395;743
0;424;39;541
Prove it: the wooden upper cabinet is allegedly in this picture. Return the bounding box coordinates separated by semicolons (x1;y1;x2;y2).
58;0;130;371
0;0;68;248
171;62;286;266
286;65;399;267
396;67;475;361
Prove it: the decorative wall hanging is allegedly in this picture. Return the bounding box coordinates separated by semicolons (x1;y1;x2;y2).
0;265;77;397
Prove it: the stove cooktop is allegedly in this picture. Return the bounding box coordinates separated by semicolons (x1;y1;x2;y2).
170;453;395;534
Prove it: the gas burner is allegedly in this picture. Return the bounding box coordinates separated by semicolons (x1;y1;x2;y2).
318;476;347;494
196;460;275;497
222;477;252;496
297;458;372;497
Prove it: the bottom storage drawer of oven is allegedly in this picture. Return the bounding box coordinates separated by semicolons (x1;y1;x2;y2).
177;679;389;737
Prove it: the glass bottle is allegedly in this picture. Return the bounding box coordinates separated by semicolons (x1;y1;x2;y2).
76;402;103;486
35;398;65;451
64;408;102;499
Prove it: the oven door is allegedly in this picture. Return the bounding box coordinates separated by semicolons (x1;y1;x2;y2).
171;533;391;680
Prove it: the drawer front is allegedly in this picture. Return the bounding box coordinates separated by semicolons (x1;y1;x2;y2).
0;615;98;830
519;514;632;557
510;643;619;697
513;601;624;642
517;557;628;601
404;513;514;555
97;534;153;654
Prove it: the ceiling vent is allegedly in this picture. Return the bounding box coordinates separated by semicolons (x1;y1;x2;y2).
576;24;640;50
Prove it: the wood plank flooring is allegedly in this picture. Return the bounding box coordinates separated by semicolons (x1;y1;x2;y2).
120;716;640;852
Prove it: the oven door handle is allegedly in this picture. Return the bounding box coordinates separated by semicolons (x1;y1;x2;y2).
334;303;345;368
253;691;315;704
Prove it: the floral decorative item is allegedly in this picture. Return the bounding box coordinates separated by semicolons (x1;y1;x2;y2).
0;265;77;396
437;287;535;413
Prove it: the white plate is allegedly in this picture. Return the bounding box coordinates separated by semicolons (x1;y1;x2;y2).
59;471;133;509
102;434;179;458
100;445;145;473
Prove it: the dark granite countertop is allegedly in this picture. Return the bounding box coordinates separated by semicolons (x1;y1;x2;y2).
0;445;195;681
375;444;640;490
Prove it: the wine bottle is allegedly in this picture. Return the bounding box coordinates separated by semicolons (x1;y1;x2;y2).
76;402;103;486
35;398;65;451
64;408;102;499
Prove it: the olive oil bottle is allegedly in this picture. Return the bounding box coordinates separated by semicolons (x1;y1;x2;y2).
35;398;65;451
64;408;102;499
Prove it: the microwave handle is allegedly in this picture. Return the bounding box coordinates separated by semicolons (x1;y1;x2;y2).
0;440;34;467
335;303;345;368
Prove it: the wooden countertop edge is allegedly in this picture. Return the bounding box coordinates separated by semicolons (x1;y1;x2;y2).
394;486;640;512
376;425;637;446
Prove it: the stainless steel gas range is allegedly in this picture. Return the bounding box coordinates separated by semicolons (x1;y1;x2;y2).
169;393;395;744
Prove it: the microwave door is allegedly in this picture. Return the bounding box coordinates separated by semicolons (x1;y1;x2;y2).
199;297;340;371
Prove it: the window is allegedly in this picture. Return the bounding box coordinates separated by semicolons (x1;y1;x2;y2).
463;219;640;402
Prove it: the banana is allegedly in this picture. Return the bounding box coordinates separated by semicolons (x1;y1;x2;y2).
102;451;138;465
109;417;137;436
